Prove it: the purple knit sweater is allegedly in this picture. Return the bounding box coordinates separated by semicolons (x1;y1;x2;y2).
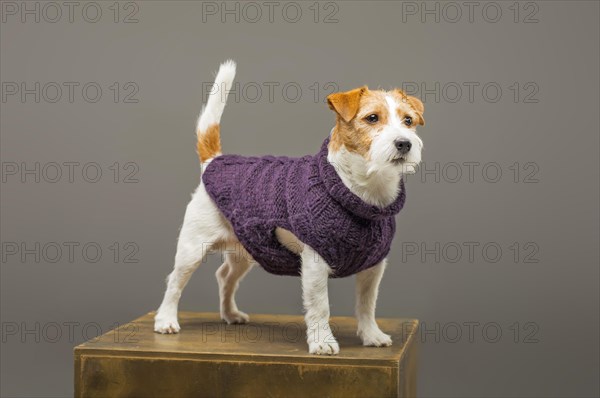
202;138;406;278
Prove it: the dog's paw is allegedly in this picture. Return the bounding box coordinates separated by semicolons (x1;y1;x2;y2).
221;310;249;325
359;328;392;347
154;318;181;334
308;340;340;355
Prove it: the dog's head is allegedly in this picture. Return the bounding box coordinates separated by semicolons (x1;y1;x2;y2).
327;86;424;175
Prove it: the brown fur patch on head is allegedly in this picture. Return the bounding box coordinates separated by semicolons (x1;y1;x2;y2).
329;88;389;157
197;123;221;162
392;89;425;126
327;86;367;123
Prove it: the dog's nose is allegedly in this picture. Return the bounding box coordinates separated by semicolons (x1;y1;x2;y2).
395;140;412;155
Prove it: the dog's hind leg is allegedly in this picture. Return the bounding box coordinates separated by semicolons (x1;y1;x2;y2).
154;183;231;334
216;246;253;324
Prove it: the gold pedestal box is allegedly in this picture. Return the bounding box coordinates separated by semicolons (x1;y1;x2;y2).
74;312;419;397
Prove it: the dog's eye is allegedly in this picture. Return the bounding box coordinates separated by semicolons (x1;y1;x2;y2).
365;114;379;124
404;116;413;126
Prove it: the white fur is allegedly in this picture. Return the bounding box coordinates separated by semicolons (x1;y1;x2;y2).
216;247;254;324
328;147;402;208
155;182;236;333
356;260;392;346
301;245;339;355
155;61;422;355
197;59;236;134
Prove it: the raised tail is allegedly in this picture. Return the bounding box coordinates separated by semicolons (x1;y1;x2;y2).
196;60;236;163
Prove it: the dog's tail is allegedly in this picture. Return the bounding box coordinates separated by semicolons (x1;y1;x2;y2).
196;60;236;163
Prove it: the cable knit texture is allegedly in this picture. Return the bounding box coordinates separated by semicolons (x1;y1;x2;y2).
202;138;406;278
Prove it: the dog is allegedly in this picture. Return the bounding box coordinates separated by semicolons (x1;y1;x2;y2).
154;60;424;355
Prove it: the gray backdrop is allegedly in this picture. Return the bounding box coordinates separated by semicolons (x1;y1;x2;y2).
1;1;599;397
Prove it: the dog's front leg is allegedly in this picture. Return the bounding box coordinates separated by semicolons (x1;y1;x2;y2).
301;246;339;355
355;259;392;347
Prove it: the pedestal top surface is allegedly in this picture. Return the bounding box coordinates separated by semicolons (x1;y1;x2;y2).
75;312;418;366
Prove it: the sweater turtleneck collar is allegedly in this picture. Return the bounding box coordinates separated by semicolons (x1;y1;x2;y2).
315;138;406;221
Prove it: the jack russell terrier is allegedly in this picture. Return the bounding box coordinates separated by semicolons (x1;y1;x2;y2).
155;60;425;355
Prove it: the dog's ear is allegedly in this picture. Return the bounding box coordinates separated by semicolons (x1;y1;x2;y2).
327;86;367;123
406;95;425;126
396;90;425;126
